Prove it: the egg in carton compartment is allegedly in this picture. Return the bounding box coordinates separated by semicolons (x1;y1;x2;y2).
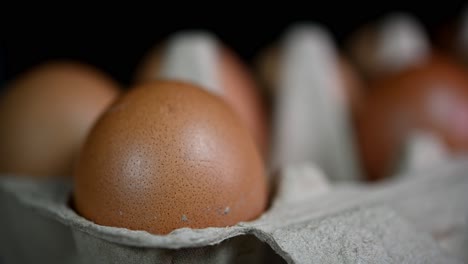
0;26;467;264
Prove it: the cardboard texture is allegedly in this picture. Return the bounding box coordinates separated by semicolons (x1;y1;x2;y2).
1;159;467;263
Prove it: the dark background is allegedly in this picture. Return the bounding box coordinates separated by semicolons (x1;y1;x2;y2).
1;3;467;87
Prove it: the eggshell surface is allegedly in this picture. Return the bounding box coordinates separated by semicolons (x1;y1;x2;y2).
73;81;268;235
135;37;269;157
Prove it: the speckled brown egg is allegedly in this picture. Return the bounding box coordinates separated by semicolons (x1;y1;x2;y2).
0;61;120;177
355;55;468;181
73;81;268;235
134;40;270;158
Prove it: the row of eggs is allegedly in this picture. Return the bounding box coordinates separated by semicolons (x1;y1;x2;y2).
1;12;468;234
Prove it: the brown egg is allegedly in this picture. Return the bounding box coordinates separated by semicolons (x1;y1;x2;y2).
73;81;268;235
0;61;120;177
134;34;269;157
356;55;468;181
220;48;269;156
134;43;165;82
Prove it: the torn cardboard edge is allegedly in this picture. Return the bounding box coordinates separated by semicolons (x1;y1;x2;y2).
1;157;467;248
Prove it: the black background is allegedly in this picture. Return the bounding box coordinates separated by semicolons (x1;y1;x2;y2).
1;3;467;87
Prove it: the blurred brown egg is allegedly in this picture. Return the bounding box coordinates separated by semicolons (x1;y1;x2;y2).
134;43;165;82
0;61;120;177
73;81;268;235
355;55;468;181
134;33;269;157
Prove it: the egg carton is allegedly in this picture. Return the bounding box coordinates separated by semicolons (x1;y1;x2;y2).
268;24;362;180
1;25;468;264
347;12;430;78
1;159;467;264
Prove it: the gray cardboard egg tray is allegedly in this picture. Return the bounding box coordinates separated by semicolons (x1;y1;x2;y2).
1;25;468;264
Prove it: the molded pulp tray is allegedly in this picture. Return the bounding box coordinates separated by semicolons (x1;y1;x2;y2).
1;160;467;264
